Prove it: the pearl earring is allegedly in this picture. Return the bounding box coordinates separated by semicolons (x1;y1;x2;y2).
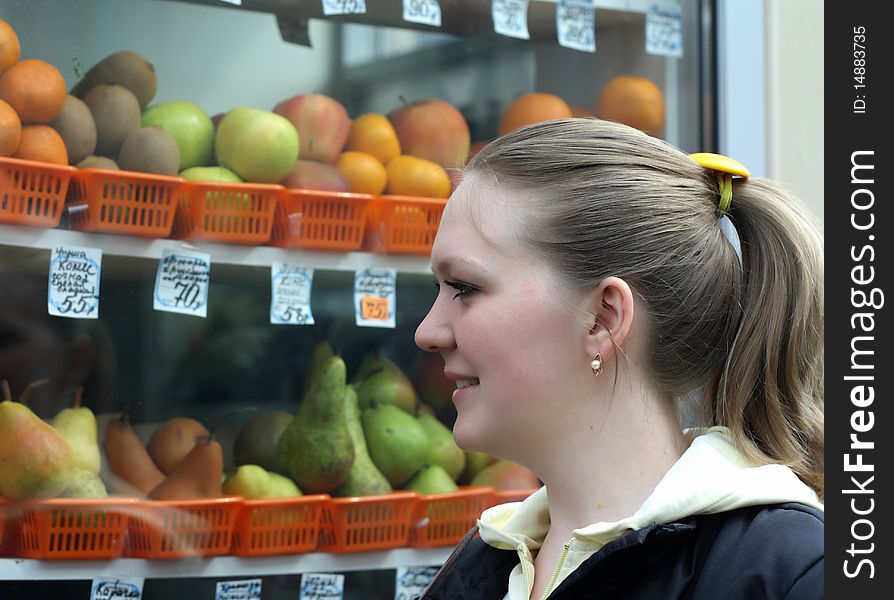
590;353;603;376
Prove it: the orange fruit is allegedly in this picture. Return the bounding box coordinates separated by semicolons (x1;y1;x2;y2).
13;124;69;165
0;98;21;156
336;150;388;195
499;92;573;136
569;104;597;118
596;75;665;135
346;113;401;165
0;59;67;123
385;155;451;199
0;18;21;76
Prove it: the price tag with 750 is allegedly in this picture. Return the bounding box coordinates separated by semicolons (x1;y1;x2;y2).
354;268;396;328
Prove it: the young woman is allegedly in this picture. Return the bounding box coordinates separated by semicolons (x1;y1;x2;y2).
415;118;823;599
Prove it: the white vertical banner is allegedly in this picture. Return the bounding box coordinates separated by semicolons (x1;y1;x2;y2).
216;578;262;600
48;245;102;319
403;0;442;27
322;0;366;16
557;0;596;53
153;248;211;318
645;3;684;57
90;577;144;600
492;0;530;40
354;268;397;328
299;573;345;600
270;263;315;325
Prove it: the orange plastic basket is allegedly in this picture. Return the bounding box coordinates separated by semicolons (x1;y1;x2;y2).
487;487;542;509
231;494;328;557
0;156;76;227
317;491;417;553
172;180;281;245
126;497;242;559
3;498;136;560
271;188;372;251
365;195;446;255
66;168;181;237
408;486;493;548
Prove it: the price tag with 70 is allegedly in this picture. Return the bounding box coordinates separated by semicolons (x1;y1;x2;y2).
354;268;396;328
557;0;596;53
153;248;211;318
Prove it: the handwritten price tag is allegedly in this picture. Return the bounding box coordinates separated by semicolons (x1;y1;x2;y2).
91;577;144;600
271;263;315;325
394;566;439;600
493;0;530;39
646;3;683;57
354;268;396;328
322;0;366;16
48;245;101;319
299;573;344;600
557;0;596;53
153;248;211;318
403;0;441;27
216;579;262;600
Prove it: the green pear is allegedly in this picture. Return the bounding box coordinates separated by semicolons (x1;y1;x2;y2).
417;413;465;481
354;354;418;414
266;472;302;498
460;451;498;485
223;464;272;499
60;468;108;499
275;355;354;493
333;385;392;497
361;403;430;488
303;340;335;396
403;464;459;496
233;410;294;472
50;390;101;475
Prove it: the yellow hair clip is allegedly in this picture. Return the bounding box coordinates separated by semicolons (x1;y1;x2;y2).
688;152;750;214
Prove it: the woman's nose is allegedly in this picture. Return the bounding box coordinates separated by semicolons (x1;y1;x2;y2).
415;300;455;353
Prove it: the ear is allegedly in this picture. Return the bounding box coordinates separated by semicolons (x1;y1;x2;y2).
584;276;635;361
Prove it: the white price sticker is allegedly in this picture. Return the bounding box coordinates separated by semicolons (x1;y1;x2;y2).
91;577;144;600
153;248;211;318
271;263;315;325
646;3;683;57
557;0;596;53
493;0;530;40
322;0;366;16
299;573;345;600
395;566;439;600
48;245;101;319
403;0;442;27
216;578;262;600
354;268;397;328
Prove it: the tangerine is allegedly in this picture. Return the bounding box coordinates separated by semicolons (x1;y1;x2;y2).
13;124;69;165
336;150;388;195
596;75;665;136
0;59;67;123
0;98;21;156
346;113;401;165
499;92;573;136
385;155;451;199
0;18;21;76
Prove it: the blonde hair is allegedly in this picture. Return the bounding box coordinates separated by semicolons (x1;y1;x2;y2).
467;118;824;498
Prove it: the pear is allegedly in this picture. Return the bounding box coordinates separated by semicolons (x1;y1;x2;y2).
403;464;459;495
332;385;392;497
460;451;498;485
417;413;465;482
222;464;272;500
354;354;418;414
471;460;541;491
147;434;224;500
275;355;355;493
50;388;101;475
103;409;165;496
303;340;335;396
233;410;293;472
0;382;75;500
266;472;302;498
361;403;430;488
60;468;108;499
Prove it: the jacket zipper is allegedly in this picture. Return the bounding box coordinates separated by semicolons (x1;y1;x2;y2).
539;539;573;600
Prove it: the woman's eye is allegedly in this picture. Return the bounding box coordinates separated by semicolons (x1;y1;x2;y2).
443;279;476;300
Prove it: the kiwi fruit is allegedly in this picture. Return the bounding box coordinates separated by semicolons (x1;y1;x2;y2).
117;126;180;175
84;84;141;158
76;155;118;170
49;95;97;165
72;50;158;110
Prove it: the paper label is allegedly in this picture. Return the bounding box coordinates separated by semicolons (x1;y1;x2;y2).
299;573;344;600
395;566;439;600
492;0;530;39
153;248;211;318
646;3;684;57
557;0;596;53
354;268;397;328
216;579;262;600
322;0;366;16
90;577;144;600
403;0;442;27
271;263;315;325
48;245;101;319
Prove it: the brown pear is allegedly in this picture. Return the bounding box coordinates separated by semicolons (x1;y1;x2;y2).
146;417;210;474
147;435;223;500
104;410;165;496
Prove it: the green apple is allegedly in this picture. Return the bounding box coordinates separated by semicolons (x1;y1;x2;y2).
215;106;299;183
179;166;243;183
141;100;215;170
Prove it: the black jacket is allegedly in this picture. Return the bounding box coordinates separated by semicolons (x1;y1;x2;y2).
420;502;823;599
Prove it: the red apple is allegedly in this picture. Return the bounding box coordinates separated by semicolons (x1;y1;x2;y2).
471;460;541;491
280;159;351;193
387;98;471;170
273;93;350;164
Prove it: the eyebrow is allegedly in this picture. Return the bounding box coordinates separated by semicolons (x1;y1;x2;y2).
431;255;487;276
